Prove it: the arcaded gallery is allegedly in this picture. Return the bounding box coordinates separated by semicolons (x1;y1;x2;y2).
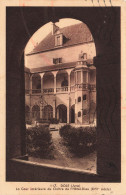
25;22;96;125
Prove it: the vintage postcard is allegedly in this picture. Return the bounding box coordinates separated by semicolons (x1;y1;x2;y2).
0;0;126;194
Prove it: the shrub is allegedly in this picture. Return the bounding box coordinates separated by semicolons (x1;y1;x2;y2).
59;125;96;157
26;126;54;159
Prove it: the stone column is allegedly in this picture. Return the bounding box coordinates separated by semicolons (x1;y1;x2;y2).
86;70;89;83
75;92;78;124
81;70;83;84
66;69;73;92
53;96;56;118
52;71;58;94
30;74;33;95
39;73;44;94
67;95;70;124
68;73;70;92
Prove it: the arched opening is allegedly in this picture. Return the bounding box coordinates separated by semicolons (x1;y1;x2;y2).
43;72;54;93
56;70;68;92
32;105;40;120
32;74;41;93
43;105;53;120
56;104;67;123
61;78;68;87
6;7;121;182
71;104;75;123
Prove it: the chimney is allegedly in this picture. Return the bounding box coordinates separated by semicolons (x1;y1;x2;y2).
52;22;59;35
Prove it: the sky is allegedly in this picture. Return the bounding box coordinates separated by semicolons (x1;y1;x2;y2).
25;18;82;54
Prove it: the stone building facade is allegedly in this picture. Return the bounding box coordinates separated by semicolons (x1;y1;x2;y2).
25;22;96;125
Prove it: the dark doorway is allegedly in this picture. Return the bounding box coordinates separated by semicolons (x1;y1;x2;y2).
57;104;67;123
43;105;53;120
71;104;75;123
32;105;40;120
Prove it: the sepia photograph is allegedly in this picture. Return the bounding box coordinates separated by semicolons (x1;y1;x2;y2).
6;6;121;183
0;1;125;194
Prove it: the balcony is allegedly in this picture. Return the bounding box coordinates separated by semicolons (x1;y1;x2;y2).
76;83;89;90
25;84;96;95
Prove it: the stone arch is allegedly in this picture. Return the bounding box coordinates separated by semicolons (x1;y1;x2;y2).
43;105;53;120
43;72;54;92
6;7;121;180
56;104;67;123
56;70;68;89
32;73;41;93
32;105;40;120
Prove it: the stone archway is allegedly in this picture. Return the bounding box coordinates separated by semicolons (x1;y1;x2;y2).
32;105;40;120
56;104;67;123
43;105;53;120
32;74;41;93
6;7;121;181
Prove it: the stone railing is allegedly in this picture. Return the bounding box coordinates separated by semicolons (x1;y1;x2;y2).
25;84;96;95
70;85;75;92
89;84;96;91
56;86;68;92
43;88;54;94
76;83;89;90
32;89;41;94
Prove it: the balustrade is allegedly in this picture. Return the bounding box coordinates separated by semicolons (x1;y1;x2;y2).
25;84;96;94
89;84;96;91
56;86;68;92
70;85;75;92
76;83;89;90
43;88;54;93
32;89;41;94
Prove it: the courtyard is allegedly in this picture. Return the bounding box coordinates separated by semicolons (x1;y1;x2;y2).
29;130;96;173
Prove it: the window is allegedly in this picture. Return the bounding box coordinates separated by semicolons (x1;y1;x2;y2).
59;58;62;63
55;34;63;46
78;111;81;117
78;96;81;102
83;94;87;100
57;36;60;46
53;58;62;64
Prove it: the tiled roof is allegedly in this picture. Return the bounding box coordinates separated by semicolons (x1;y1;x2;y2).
27;23;92;55
30;62;77;73
30;59;93;73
